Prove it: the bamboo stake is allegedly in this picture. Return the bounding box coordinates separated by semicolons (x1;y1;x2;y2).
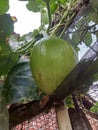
56;104;72;130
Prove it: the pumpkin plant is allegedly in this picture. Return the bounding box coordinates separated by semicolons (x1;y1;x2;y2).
0;0;98;129
29;0;78;96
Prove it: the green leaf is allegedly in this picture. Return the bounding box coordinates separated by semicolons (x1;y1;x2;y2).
0;14;14;52
0;14;17;75
83;32;92;46
65;95;74;108
0;40;17;76
91;72;98;81
59;0;67;4
26;0;45;12
50;0;58;14
0;0;9;15
95;102;98;106
0;84;9;130
0;97;9;130
0;14;14;39
0;40;11;53
0;53;18;75
3;60;42;104
90;102;98;113
32;29;39;37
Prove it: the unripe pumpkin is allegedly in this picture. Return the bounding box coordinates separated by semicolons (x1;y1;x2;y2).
30;37;78;95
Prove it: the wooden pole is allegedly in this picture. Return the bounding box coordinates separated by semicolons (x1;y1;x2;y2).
56;104;72;130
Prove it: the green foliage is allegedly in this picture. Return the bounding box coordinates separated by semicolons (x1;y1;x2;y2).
0;0;9;15
26;0;45;12
0;14;14;51
0;97;9;130
32;29;40;37
0;14;18;75
19;0;28;1
0;53;18;75
83;32;92;46
92;73;98;82
90;102;98;113
3;60;42;104
65;95;75;108
59;0;67;3
50;0;58;14
21;0;59;14
0;14;14;39
0;84;9;130
0;1;98;127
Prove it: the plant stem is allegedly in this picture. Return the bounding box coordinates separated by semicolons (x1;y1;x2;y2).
15;38;36;54
45;1;51;33
50;9;69;37
50;0;75;37
15;40;33;52
59;12;76;38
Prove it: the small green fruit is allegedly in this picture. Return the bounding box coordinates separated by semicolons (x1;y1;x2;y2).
30;37;78;95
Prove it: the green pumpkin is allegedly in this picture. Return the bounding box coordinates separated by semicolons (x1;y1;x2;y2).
30;37;78;95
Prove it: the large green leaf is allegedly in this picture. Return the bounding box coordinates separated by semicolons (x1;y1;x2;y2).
0;83;9;130
0;14;14;39
0;0;9;15
0;14;14;52
0;53;18;75
20;0;59;14
3;60;42;104
0;14;17;75
26;0;45;12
